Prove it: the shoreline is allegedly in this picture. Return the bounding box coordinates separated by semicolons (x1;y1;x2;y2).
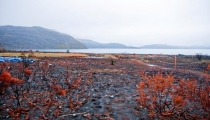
2;48;209;55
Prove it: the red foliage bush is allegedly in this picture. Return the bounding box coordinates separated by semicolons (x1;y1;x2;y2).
0;72;11;81
136;72;210;119
23;68;32;76
58;89;66;96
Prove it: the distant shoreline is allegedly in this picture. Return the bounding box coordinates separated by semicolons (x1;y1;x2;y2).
6;48;209;55
0;51;209;58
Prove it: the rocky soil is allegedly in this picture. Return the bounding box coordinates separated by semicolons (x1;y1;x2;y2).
0;54;209;119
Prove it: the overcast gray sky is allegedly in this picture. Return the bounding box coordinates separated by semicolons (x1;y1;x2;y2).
0;0;210;47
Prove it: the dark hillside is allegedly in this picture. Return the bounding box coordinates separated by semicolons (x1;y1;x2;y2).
0;26;87;49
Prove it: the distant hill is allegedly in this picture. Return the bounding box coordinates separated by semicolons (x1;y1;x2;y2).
77;39;132;48
139;44;180;49
0;26;87;49
139;44;210;49
78;39;210;49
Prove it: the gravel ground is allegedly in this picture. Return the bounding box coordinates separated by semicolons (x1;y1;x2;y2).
0;54;209;119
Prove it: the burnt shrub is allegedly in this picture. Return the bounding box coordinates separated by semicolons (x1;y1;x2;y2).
196;53;202;60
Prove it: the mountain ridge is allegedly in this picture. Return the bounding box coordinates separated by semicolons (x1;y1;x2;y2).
77;39;135;48
0;25;209;50
0;25;87;49
77;39;210;49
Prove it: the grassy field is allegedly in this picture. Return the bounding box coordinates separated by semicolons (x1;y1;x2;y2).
0;52;88;57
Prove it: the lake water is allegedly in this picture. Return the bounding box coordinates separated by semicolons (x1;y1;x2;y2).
19;49;210;55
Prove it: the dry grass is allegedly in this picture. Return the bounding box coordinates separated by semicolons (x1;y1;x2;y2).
0;52;88;57
103;54;118;59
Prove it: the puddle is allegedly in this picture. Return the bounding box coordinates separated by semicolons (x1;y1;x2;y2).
147;64;157;67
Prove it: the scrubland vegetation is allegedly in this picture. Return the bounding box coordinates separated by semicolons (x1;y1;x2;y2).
0;52;87;58
0;52;210;119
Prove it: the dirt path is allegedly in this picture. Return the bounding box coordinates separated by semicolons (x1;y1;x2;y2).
133;59;210;78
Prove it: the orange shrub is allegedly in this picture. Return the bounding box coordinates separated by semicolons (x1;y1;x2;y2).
0;72;23;85
9;77;23;84
136;72;210;119
0;72;11;81
58;89;66;96
173;95;184;107
23;68;32;76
